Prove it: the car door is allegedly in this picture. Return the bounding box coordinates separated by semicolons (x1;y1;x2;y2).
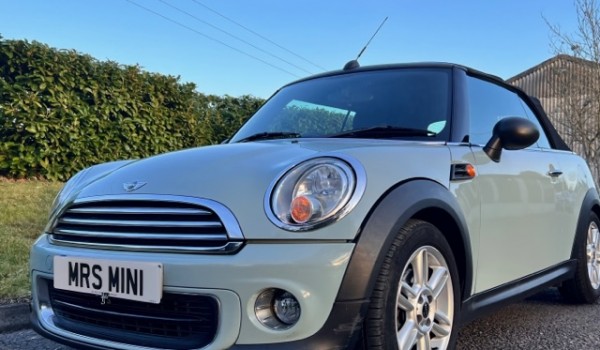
465;76;567;293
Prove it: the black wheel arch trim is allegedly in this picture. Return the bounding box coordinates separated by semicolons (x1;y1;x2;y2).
230;300;369;350
571;188;600;259
336;179;474;302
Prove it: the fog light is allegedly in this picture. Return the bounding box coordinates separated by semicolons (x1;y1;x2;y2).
255;288;301;329
273;291;301;324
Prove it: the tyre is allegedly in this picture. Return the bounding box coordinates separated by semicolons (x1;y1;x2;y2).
560;212;600;303
365;219;460;350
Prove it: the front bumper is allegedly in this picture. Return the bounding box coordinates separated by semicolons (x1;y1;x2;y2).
30;235;356;349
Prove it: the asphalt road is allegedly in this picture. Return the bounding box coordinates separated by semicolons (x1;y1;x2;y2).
1;287;598;350
457;288;600;349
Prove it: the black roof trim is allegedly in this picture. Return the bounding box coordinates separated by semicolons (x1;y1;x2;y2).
274;61;571;152
527;96;571;151
463;66;571;152
282;62;506;88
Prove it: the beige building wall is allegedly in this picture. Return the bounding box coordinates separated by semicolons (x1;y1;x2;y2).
508;55;600;184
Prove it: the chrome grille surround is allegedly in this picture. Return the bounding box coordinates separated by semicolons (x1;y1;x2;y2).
48;194;244;254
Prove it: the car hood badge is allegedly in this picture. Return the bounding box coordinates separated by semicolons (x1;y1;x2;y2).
123;181;147;192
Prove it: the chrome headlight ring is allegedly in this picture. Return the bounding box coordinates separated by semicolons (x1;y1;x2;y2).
265;155;366;231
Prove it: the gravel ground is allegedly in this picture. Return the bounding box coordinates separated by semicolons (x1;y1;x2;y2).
0;328;74;350
1;287;598;349
0;298;30;306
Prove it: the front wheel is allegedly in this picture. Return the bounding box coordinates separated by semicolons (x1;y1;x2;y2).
365;219;460;350
560;212;600;303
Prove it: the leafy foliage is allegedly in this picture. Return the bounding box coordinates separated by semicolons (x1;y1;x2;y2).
0;38;263;180
197;94;264;144
269;105;353;136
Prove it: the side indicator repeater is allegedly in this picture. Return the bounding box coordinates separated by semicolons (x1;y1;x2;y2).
451;163;477;181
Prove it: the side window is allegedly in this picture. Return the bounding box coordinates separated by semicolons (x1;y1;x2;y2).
467;77;529;145
519;100;552;149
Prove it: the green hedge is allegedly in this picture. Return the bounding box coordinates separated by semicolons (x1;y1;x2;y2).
0;37;263;180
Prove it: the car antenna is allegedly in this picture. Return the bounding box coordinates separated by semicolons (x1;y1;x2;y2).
343;16;388;71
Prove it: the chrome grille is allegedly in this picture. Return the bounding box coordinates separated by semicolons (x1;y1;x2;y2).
49;195;244;254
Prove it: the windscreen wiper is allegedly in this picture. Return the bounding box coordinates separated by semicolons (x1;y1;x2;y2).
329;125;436;138
235;132;302;143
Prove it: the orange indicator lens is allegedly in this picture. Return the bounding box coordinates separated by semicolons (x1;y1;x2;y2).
290;196;313;223
466;164;476;178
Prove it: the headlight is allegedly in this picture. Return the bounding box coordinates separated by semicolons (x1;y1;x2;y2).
267;157;365;231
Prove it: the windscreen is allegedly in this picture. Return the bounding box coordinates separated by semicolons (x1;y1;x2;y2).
230;68;452;142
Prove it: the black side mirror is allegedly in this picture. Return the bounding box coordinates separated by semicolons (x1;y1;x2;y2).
483;117;539;162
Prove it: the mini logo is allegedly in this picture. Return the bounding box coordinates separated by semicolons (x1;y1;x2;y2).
123;181;147;192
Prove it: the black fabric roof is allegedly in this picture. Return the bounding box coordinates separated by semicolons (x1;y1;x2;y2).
525;96;571;151
280;62;572;151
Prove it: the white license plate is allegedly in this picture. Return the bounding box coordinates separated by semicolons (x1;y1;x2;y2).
54;256;163;304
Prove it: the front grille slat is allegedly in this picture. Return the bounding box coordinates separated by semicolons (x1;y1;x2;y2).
48;238;243;254
68;207;212;215
49;195;244;254
53;228;228;241
48;284;218;349
58;217;223;228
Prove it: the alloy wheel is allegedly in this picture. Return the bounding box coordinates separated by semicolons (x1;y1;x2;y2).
395;246;454;350
586;221;600;289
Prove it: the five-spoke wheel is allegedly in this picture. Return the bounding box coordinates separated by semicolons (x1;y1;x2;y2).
365;219;459;350
395;246;454;349
586;221;600;289
560;212;600;303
